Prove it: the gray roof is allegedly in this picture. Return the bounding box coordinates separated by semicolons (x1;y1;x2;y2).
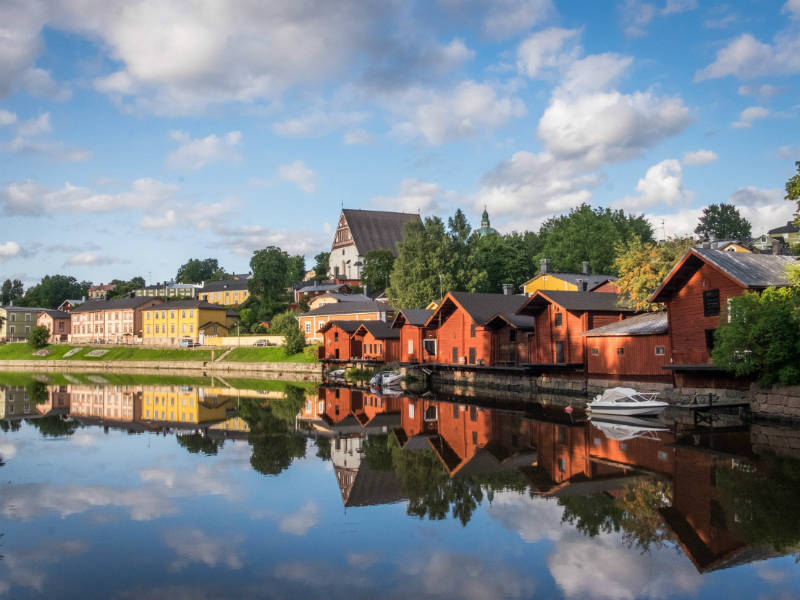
392;309;434;328
437;292;532;326
583;311;668;337
651;248;797;302
71;297;161;313
342;209;422;256
525;272;616;291
199;279;249;293
768;221;799;235
1;305;47;312
146;299;229;310
40;309;71;319
313;292;371;303
520;290;633;314
298;283;350;293
355;320;400;339
301;301;391;317
318;320;365;333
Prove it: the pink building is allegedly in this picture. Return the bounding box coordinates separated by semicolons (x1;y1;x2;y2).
37;309;71;343
69;297;162;344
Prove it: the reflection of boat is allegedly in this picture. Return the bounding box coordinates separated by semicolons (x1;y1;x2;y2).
369;371;403;388
370;385;402;397
588;387;667;416
590;414;669;441
328;369;346;380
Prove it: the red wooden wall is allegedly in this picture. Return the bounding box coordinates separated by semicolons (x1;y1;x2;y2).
585;334;671;378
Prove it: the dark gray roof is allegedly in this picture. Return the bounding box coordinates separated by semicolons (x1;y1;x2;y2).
318;320;365;333
525;272;616;291
355;320;400;339
199;279;249;292
768;221;799;235
313;292;371;303
198;321;229;330
583;311;668;337
342;209;421;256
520;290;633;314
301;301;391;317
337;463;406;507
298;283;350;293
40;309;70;319
71;297;161;313
1;305;47;312
392;309;434;328
437;292;532;326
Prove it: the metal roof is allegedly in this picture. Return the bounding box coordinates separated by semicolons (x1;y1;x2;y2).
519;290;633;314
312;292;372;303
71;297;161;313
341;208;421;256
297;283;350;293
354;320;400;339
391;308;434;328
432;291;531;326
40;309;71;319
583;311;668;337
524;272;617;290
199;279;249;292
301;301;390;317
768;221;799;235
318;320;365;333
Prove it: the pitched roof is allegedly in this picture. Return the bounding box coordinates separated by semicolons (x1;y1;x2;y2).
301;301;391;317
524;272;617;291
312;292;372;303
768;221;799;235
518;290;633;315
40;309;71;319
429;292;531;327
650;248;798;302
71;297;162;313
1;305;47;312
297;283;350;293
583;311;667;337
89;283;116;291
198;321;229;330
144;299;228;310
318;320;365;334
354;320;400;339
199;279;250;292
341;209;422;256
391;309;434;328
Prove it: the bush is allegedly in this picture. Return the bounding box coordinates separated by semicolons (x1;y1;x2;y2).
271;310;300;336
28;325;50;349
283;325;306;356
303;343;320;360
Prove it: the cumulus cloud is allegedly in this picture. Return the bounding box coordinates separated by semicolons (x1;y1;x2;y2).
558;53;633;95
682;149;718;165
2;112;91;162
695;32;800;81
166;130;242;171
17;112;51;137
620;0;697;37
278;160;317;193
278;501;320;535
272;110;368;138
215;223;325;257
616;159;689;210
163;528;243;571
0;240;22;262
1;540;88;594
738;83;783;99
784;0;800;19
21;67;71;101
372;179;447;213
64;252;126;267
732;106;770;129
1;178;179;216
478;0;555;40
343;129;374;145
0;109;17;125
516;28;581;78
392;80;525;144
0;0;46;97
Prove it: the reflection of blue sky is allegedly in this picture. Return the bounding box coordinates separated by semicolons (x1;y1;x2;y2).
0;422;798;599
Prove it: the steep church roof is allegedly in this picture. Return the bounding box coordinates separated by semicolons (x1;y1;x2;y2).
341;209;421;256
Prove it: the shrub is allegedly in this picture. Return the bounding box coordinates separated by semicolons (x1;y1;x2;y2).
283;325;306;356
28;325;50;349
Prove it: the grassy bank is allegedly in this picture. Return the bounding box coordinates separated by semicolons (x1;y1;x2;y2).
223;347;316;363
0;344;213;361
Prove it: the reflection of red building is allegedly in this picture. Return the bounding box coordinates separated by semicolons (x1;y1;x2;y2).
352;321;400;362
391;309;433;364
319;321;363;361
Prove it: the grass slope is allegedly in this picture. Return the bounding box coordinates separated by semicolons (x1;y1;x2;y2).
223;347;316;363
0;344;212;361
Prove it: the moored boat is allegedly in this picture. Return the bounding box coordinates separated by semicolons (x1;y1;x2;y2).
369;371;403;388
587;387;668;416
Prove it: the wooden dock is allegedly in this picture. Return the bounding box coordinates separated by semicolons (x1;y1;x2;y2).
672;393;751;426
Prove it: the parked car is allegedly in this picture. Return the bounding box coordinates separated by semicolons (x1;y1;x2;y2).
179;338;198;348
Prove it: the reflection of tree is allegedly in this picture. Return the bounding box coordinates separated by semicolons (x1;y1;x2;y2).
315;437;331;461
26;380;49;405
363;434;393;471
176;433;223;455
717;453;800;553
25;416;77;437
388;435;528;526
559;479;674;552
0;420;21;433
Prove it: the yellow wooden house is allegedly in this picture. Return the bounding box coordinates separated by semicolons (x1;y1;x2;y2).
139;386;235;425
141;300;238;345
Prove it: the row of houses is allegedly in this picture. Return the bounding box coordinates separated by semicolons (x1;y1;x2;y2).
318;248;797;387
1;296;239;346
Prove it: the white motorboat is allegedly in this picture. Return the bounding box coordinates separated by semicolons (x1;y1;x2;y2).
327;369;346;380
587;387;668;416
370;371;403;388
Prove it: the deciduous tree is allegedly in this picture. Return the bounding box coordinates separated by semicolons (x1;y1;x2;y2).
175;258;227;283
22;275;90;309
28;325;50;349
313;252;330;281
1;279;24;305
361;248;395;294
694;203;752;241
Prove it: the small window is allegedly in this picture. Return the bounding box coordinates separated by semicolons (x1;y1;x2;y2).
617;347;624;355
509;329;516;342
409;404;415;419
554;312;563;327
591;347;599;356
305;322;311;333
170;310;175;318
334;331;339;342
181;310;186;318
655;346;665;355
705;328;716;352
703;289;720;317
557;457;566;473
470;323;476;337
408;339;414;354
472;431;478;444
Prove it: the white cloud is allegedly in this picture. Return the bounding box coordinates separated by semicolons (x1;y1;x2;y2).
166;130;241;171
164;529;243;571
215;223;324;257
480;0;555;40
343;129;374;145
0;0;46;97
558;53;633;95
695;33;800;81
17;112;51;137
272;110;368;138
1;540;87;594
732;106;770;129
738;83;783;99
784;0;800;19
0;109;17;125
64;252;126;267
392;80;525;145
537;90;690;165
278;160;317;193
21;67;71;101
372;179;446;213
728;186;793;234
616;159;688;210
2;112;91;162
140;209;177;230
662;0;697;15
0;240;22;262
278;501;319;535
1;178;179;216
682;149;718;165
620;0;697;37
516;28;581;78
777;145;799;158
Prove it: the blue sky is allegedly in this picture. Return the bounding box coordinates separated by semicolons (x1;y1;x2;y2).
0;0;799;286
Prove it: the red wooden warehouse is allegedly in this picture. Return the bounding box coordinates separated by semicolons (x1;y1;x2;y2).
391;309;434;364
352;321;401;363
516;290;633;366
582;311;671;382
318;320;364;361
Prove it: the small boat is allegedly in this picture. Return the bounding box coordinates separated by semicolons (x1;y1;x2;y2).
370;371;403;388
327;369;346;380
587;387;668;416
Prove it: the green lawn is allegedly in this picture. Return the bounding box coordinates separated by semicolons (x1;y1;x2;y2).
0;344;212;361
223;346;317;363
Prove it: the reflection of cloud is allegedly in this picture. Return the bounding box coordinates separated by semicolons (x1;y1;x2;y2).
1;539;87;593
756;562;788;583
278;501;319;535
484;491;565;542
347;552;379;569
163;528;243;571
0;440;18;459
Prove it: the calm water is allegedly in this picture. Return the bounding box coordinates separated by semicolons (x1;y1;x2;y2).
1;373;799;599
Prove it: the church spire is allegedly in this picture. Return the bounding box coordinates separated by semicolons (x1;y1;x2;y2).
481;205;490;228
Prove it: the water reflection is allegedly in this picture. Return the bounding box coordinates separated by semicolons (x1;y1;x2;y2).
1;377;799;599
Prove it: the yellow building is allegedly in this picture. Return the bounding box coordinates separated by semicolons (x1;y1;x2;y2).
141;300;238;345
139;386;234;425
717;241;753;253
197;279;250;306
523;261;616;295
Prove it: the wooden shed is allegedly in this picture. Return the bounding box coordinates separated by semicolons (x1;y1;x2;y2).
391;309;434;364
319;320;364;361
352;321;401;363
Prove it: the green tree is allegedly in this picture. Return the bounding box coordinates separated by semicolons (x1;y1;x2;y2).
107;276;145;299
175;258;227;283
537;204;654;275
361;249;395;294
694;203;752;241
786;161;800;221
313;252;330;282
22;275;90;309
284;325;306;356
270;310;299;336
28;325;50;349
249;246;292;310
712;286;800;385
1;279;24;304
613;236;695;311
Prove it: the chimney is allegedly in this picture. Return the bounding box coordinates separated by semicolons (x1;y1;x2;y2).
502;283;512;295
540;258;549;275
582;261;590;275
